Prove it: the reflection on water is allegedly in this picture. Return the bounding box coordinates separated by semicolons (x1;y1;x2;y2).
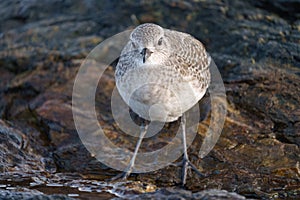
0;172;157;199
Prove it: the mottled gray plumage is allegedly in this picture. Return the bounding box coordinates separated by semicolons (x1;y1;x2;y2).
116;23;211;122
113;23;210;184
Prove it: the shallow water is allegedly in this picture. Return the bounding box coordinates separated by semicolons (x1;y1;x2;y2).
0;172;158;199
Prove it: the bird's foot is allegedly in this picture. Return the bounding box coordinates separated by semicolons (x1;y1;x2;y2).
108;166;133;182
181;158;205;186
108;172;130;182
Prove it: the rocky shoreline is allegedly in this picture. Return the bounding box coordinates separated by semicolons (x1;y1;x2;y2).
0;0;299;199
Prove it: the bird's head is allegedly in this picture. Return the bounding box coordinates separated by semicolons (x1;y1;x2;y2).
130;23;170;64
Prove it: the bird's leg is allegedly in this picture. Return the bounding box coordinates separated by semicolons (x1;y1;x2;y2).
181;113;205;185
181;113;189;185
110;121;148;181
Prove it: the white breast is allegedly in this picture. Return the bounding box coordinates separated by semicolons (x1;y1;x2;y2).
116;64;206;122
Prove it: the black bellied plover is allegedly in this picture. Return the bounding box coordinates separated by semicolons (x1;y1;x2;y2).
114;23;211;185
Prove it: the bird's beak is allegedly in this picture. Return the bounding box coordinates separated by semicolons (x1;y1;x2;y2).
141;48;153;63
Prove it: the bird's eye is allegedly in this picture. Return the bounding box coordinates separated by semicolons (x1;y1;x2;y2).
158;37;163;45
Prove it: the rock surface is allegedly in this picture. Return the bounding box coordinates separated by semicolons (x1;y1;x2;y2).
0;0;299;199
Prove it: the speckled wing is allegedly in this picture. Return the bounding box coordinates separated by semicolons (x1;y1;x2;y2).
164;29;211;90
115;41;137;79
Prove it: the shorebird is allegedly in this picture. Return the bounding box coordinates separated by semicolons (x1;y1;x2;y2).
114;23;211;185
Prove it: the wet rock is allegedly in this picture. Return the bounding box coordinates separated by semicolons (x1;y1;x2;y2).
0;189;74;200
0;119;44;173
252;0;300;22
119;188;246;200
0;0;299;199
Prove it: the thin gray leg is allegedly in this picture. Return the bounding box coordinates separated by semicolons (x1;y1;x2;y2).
110;122;148;181
181;113;205;185
181;113;189;185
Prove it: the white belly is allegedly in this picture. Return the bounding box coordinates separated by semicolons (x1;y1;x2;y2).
116;65;207;122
